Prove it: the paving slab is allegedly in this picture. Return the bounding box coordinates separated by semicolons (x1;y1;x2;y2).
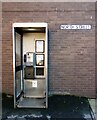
89;99;97;120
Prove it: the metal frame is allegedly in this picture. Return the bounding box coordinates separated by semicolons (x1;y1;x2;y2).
45;24;48;108
13;23;48;108
13;26;16;108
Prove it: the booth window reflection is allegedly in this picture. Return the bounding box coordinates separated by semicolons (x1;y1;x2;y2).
35;40;45;78
35;40;44;53
36;54;44;66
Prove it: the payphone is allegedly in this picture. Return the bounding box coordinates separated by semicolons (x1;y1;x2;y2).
24;52;34;79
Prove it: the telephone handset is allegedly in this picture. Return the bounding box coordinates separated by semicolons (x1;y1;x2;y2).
24;54;26;63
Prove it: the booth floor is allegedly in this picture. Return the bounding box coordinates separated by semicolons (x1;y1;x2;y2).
17;97;46;108
2;94;95;120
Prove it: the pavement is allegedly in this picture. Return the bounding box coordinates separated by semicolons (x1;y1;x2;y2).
89;99;97;120
1;94;96;120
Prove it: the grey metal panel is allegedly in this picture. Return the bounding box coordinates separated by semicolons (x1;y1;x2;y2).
24;79;46;98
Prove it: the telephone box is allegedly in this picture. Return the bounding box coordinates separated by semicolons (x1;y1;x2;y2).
13;23;48;108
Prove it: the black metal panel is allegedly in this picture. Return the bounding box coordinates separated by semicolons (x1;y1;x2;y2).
24;66;34;79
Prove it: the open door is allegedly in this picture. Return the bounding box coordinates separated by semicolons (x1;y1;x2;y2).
13;29;23;108
13;23;48;108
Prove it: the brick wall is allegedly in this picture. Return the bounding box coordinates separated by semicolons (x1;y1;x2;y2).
2;2;96;98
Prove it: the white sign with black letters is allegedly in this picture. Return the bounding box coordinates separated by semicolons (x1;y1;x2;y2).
60;25;91;30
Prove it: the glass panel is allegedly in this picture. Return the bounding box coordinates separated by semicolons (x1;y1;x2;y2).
15;32;22;97
16;71;21;96
36;40;44;53
36;68;44;76
16;33;21;66
36;54;44;66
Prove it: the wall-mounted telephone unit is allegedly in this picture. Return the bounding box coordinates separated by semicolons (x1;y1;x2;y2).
24;52;35;79
24;52;35;66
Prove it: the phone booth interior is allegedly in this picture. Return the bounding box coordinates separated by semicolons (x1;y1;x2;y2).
13;23;48;108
